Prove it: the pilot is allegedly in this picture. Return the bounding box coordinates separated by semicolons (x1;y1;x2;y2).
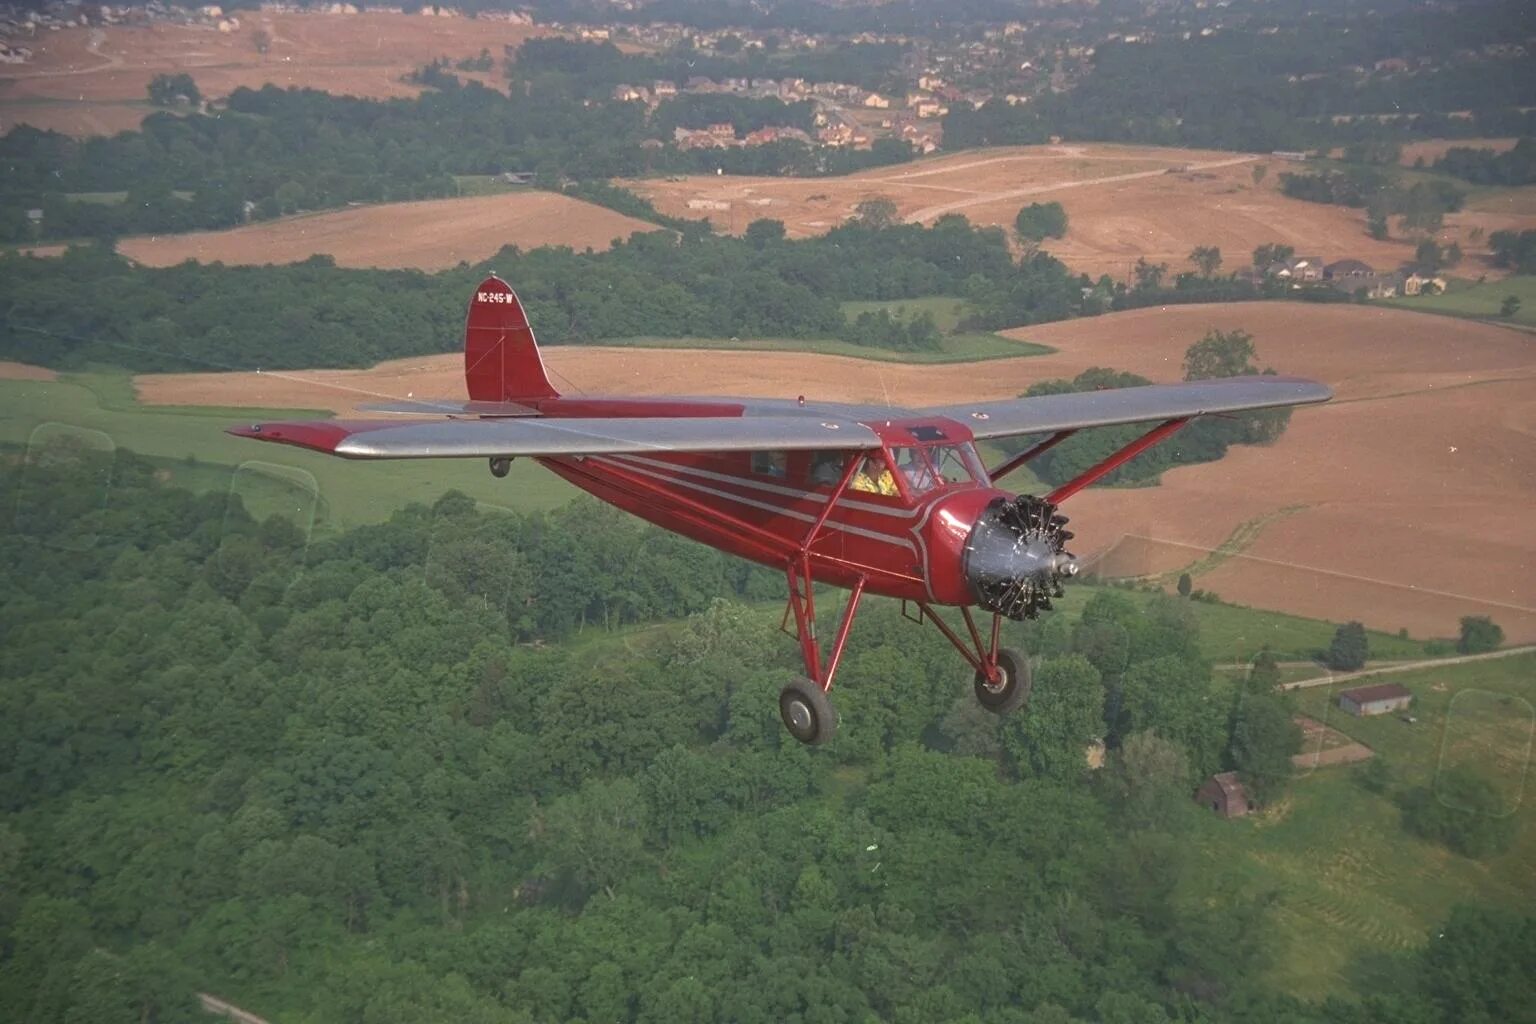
852;455;899;496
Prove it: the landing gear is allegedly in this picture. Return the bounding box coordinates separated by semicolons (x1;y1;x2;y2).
489;456;513;478
776;563;865;746
779;677;838;746
974;646;1031;715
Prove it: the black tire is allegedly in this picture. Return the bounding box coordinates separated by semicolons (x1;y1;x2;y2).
779;677;838;746
974;647;1031;715
489;457;512;478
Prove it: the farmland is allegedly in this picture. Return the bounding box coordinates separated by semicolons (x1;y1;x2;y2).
0;11;547;135
116;191;663;271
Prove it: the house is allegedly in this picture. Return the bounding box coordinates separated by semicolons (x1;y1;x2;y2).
650;80;678;98
1403;273;1447;296
610;84;647;103
1285;256;1326;282
1325;259;1399;298
1195;772;1256;818
1325;258;1375;279
1339;683;1413;717
862;92;891;109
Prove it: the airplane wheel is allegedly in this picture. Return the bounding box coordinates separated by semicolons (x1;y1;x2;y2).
779;677;838;746
974;647;1031;715
489;457;513;478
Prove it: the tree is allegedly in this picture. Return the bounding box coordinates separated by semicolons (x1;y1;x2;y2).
252;28;271;55
1367;205;1390;240
1103;730;1193;830
743;217;786;248
1244;648;1282;695
1414;238;1449;274
1014;201;1068;241
1176;573;1192;597
1182;328;1257;380
1002;655;1105;781
1401;766;1517;857
1421;906;1536;1023
1132;257;1166;291
1457;615;1504;654
1189;245;1222;277
1227;694;1301;803
1500;295;1522;318
535;777;648;901
1325;621;1368;671
147;72;201;107
852;196;898;229
1250;164;1267;186
1252;243;1294;270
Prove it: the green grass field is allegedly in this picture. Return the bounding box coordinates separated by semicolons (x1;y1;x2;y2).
1199;652;1536;1000
1380;273;1536;327
452;175;536;197
0;373;578;528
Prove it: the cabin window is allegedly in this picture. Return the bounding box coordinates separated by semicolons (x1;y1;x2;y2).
751;451;788;478
808;451;845;487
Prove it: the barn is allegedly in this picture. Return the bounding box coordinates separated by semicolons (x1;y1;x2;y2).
1195;771;1255;818
1338;682;1413;717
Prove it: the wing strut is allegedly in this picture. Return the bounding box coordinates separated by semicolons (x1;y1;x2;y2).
1045;417;1190;504
987;429;1078;483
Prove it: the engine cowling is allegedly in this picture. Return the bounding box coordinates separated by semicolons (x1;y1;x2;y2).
960;494;1079;619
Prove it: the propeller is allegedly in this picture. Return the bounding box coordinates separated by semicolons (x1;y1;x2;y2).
962;494;1079;620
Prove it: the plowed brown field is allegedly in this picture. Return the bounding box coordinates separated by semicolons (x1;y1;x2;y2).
117;192;662;269
135;302;1536;641
0;12;547;135
0;361;56;381
622;144;1535;280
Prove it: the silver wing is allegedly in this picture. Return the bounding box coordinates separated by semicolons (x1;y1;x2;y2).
926;376;1333;439
228;415;882;459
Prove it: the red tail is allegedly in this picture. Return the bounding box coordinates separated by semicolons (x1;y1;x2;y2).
465;275;559;403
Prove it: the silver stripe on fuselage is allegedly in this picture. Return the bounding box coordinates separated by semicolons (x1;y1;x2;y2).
586;455;917;553
607;452;927;519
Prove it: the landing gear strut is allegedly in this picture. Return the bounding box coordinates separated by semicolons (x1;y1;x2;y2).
911;603;1032;717
489;456;513;478
777;563;864;746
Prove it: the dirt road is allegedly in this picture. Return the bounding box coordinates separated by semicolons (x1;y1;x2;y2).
1281;645;1536;691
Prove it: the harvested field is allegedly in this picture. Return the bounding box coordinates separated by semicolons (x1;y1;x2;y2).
623;144;1456;280
0;360;56;381
1292;716;1374;771
1397;138;1519;166
135;302;1536;641
118;192;663;270
0;12;548;135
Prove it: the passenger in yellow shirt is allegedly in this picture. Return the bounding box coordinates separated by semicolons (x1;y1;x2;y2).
851;455;899;496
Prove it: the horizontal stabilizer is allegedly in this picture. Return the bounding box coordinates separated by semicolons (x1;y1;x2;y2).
927;376;1332;440
228;415;883;459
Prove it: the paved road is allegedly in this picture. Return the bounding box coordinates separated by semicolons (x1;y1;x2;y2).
1281;644;1536;691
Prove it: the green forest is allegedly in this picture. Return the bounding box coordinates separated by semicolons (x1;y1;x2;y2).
2;449;1532;1024
0;217;1027;371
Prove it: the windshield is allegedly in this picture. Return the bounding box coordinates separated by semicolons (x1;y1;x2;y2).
892;443;986;494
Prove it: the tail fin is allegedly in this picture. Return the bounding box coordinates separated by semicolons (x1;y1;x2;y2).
465;275;559;403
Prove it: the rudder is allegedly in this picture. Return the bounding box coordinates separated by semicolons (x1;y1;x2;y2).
465;274;558;403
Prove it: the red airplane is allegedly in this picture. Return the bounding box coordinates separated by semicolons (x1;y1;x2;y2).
230;275;1331;745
